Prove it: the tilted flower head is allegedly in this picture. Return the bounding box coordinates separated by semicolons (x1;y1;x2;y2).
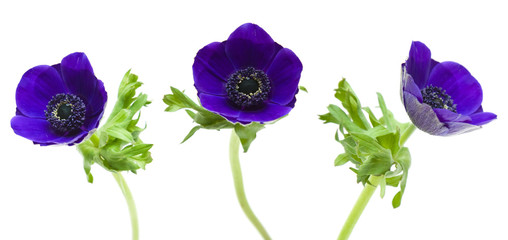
193;23;303;124
11;52;107;145
401;41;496;136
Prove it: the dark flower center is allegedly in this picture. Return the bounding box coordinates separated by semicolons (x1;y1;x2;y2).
238;77;260;95
45;93;86;132
226;67;271;108
421;85;457;112
57;104;73;119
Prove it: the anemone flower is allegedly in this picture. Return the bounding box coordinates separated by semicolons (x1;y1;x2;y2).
11;52;107;145
401;41;496;136
193;23;303;124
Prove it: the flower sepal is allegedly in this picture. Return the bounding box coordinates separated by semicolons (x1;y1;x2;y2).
77;70;152;183
320;79;414;208
163;86;265;152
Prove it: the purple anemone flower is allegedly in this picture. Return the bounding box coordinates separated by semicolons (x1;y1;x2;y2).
11;52;107;145
401;41;496;136
193;23;303;124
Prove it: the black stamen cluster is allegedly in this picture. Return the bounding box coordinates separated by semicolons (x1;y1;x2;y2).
421;85;457;112
45;93;86;132
226;67;271;108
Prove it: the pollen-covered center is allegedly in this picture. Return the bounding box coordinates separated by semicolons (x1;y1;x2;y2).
45;93;86;132
421;85;457;112
226;67;271;108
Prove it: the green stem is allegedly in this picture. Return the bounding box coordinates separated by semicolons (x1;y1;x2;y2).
337;175;383;240
229;130;271;240
112;172;139;240
399;123;416;146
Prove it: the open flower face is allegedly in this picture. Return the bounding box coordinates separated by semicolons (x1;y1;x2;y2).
401;41;496;136
193;23;303;124
11;52;107;145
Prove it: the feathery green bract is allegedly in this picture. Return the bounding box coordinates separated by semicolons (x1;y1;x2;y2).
319;78;413;208
77;70;153;183
163;87;264;153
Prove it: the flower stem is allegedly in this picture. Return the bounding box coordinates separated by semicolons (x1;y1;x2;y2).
112;172;139;240
229;130;271;240
337;175;383;240
399;123;416;146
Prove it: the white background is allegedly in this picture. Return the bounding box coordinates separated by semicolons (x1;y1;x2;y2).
1;1;507;239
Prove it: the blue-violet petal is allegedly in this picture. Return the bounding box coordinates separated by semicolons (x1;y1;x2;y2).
237;102;292;123
16;65;68;118
225;23;282;70
427;61;482;115
266;48;303;105
406;41;433;88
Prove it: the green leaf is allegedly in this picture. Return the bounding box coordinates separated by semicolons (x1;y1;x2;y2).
335;79;371;130
377;93;395;132
185;109;196;119
163;86;273;153
128;112;142;130
128;93;148;118
379;176;386;198
392;147;411;208
377;130;400;155
164;104;182;112
318;112;339;125
299;86;308;93
364;125;391;138
105;126;134;143
385;162;403;179
362;107;381;127
105;109;130;127
234;122;265;153
193;111;233;130
110;70;143;118
120;144;153;157
320;78;415;207
392;191;403;208
163;87;202;112
357;153;392;177
77;70;153;182
350;132;387;153
77;140;98;183
181;126;202;143
355;170;370;184
398;122;414;136
335;153;351;166
386;175;402;187
162;87;234;131
339;136;358;157
327;104;365;134
98;130;109;148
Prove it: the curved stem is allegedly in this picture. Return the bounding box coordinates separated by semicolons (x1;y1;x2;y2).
399;123;416;146
229;130;271;240
337;175;382;240
112;172;139;240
